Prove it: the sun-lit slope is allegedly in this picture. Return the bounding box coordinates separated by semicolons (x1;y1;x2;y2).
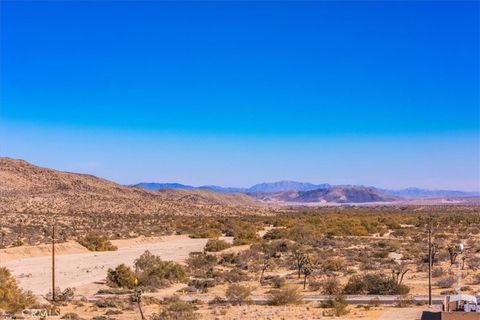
0;157;268;215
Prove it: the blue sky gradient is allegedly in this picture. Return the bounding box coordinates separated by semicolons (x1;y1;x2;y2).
1;1;479;190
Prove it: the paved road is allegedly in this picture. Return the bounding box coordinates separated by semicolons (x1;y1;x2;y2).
176;293;445;305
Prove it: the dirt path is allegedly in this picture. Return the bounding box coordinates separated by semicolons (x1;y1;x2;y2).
1;235;209;296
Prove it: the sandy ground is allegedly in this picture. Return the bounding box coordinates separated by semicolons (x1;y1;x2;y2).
0;241;90;263
50;303;433;320
1;235;209;296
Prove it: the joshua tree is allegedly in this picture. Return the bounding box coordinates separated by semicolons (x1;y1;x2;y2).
301;261;314;289
391;262;411;285
260;258;273;283
293;250;310;279
447;244;461;266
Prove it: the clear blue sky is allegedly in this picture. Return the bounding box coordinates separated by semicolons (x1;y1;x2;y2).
1;1;479;191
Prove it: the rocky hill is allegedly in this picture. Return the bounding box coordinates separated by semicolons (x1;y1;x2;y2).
255;186;398;203
0;158;269;215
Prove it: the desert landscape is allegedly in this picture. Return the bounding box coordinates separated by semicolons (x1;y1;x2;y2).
1;1;478;319
1;158;479;320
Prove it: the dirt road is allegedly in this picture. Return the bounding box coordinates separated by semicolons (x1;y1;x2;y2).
1;235;209;296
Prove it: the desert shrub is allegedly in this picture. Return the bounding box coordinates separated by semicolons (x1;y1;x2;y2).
188;279;216;293
94;297;123;309
186;252;217;270
217;268;251;283
226;284;252;305
189;228;222;239
395;295;415;307
320;294;349;316
322;277;342;295
343;274;409;295
233;223;260;245
262;228;288;240
0;267;36;312
432;267;444;278
204;239;231;252
369;297;380;307
78;234;117;251
468;257;480;270
323;257;346;272
308;279;322;291
105;309;123;315
218;253;238;266
153;296;197;320
106;264;136;289
267;285;303;306
436;276;456;289
208;296;228;306
271;276;286;288
186;252;217;277
61;312;83;320
135;251;187;288
46;287;75;304
472;274;480;285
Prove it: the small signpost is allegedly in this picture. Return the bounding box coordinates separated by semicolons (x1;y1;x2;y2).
134;276;145;320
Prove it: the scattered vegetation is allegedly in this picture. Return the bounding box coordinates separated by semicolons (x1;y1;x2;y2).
204;238;231;252
106;264;136;289
226;284;253;305
268;285;303;305
343;274;410;295
152;296;197;320
78;234;117;251
135;251;187;288
0;267;36;312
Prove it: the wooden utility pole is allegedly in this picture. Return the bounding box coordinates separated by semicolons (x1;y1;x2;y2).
427;218;432;307
52;224;56;302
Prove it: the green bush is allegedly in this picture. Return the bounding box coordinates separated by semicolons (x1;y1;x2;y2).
321;294;349;316
106;264;136;289
226;284;252;305
135;251;187;288
46;287;75;303
204;239;231;252
343;274;410;295
186;252;217;272
233;223;260;245
267;285;303;306
0;267;36;312
262;228;288;240
78;234;117;251
321;277;342;295
153;296;197;320
323;257;346;272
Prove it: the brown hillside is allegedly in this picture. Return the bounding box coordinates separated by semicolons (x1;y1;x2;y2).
0;157;270;215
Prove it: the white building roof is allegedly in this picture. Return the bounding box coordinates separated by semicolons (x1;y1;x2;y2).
449;294;478;304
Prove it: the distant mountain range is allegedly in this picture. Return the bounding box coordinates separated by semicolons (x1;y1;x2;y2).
133;181;479;199
254;186;399;203
133;181;332;194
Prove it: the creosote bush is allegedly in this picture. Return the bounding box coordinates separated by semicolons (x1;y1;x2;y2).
226;284;252;305
46;287;75;304
267;285;303;306
320;294;349;316
204;238;231;252
0;267;36;312
135;251;187;288
106;264;136;289
343;274;409;295
78;234;117;251
152;296;197;320
436;276;456;289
